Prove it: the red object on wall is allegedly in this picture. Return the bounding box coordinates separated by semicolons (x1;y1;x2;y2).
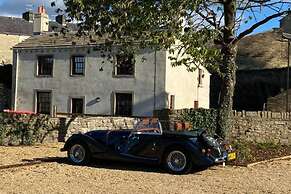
174;122;183;131
194;101;199;109
3;109;36;115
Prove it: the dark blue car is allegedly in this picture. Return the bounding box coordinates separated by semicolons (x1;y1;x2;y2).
61;118;234;174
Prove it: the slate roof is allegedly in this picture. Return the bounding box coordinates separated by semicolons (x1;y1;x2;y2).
0;16;78;36
237;30;288;70
0;16;33;35
14;32;104;48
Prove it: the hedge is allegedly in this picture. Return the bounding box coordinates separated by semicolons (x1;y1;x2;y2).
181;108;218;136
0;112;58;146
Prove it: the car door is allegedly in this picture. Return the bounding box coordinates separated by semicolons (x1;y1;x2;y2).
126;133;161;159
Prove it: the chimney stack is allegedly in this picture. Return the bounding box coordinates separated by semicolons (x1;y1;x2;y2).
56;15;65;26
280;12;291;33
33;6;49;35
22;11;34;23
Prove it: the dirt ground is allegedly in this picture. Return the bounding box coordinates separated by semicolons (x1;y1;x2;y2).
0;143;291;194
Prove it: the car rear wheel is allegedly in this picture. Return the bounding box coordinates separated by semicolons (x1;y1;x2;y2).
164;149;192;174
68;143;90;165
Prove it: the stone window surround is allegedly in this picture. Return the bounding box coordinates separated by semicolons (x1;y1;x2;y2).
112;91;134;116
68;96;86;114
35;55;54;77
34;89;53;115
112;53;136;78
70;55;86;77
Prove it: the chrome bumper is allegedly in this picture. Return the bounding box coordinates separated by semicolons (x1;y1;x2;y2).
213;152;228;163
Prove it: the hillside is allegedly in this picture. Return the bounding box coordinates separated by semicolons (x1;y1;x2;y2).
237;30;288;70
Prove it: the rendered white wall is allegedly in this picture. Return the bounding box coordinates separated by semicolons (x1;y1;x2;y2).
13;47;167;116
165;49;210;109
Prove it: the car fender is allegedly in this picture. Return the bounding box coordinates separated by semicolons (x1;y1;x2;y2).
62;133;107;154
161;141;213;166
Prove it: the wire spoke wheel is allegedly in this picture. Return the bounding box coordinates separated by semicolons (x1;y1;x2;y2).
69;144;86;164
166;150;187;172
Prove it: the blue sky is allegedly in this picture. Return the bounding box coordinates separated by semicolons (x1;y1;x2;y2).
0;0;288;35
0;0;65;17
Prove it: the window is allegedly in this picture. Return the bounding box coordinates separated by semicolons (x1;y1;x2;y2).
115;54;134;76
115;93;132;116
170;95;175;110
36;91;51;114
71;98;84;114
71;56;85;75
37;56;53;76
198;69;204;87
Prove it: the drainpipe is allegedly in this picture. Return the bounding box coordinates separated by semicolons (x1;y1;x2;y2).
154;49;157;111
287;40;290;112
11;49;19;111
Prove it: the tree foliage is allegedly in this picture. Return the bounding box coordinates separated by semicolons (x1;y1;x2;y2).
55;0;291;138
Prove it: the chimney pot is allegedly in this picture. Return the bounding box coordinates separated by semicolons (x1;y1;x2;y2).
38;6;46;14
33;6;49;35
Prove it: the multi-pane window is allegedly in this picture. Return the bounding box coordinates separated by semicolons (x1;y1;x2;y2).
71;98;84;114
115;93;132;116
115;54;134;76
36;91;51;114
71;56;85;75
38;56;53;76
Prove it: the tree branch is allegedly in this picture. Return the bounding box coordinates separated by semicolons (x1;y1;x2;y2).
234;10;291;44
195;10;217;28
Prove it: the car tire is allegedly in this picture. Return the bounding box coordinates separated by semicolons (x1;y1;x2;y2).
163;148;192;174
67;142;91;165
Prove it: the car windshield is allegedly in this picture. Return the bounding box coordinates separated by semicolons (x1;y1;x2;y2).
133;118;162;134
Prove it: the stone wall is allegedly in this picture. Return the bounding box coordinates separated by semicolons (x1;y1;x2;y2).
230;111;291;145
38;110;291;145
54;116;135;141
154;109;291;145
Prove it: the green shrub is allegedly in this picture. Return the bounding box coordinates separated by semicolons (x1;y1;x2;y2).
181;108;218;136
231;140;253;162
0;112;58;146
256;142;280;150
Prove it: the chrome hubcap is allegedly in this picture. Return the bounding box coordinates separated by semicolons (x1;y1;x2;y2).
69;144;86;164
167;151;187;172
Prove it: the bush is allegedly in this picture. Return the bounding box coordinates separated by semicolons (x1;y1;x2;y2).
231;140;252;163
181;108;218;136
0;112;58;146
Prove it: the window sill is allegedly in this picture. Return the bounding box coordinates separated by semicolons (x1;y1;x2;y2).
113;75;135;79
70;74;85;77
36;75;53;78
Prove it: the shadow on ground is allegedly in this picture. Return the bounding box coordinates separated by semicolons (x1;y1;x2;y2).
0;157;209;174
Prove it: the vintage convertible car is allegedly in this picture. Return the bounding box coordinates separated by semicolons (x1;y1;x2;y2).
61;118;235;174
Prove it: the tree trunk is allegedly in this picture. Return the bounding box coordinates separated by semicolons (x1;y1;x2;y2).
216;0;237;138
216;45;237;138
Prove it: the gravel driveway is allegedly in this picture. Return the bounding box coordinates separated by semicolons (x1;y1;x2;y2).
0;143;290;194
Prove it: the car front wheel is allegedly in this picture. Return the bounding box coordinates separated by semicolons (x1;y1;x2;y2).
164;149;192;174
68;143;90;165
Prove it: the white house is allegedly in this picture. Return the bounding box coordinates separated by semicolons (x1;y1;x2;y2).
12;33;210;117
